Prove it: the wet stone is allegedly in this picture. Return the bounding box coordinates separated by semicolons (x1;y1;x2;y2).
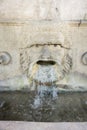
0;91;87;122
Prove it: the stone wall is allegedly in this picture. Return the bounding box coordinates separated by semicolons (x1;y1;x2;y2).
0;0;87;91
0;0;87;20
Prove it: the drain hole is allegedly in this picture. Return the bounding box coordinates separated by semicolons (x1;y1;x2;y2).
37;60;56;66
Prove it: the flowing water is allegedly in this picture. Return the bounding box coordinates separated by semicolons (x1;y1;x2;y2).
32;64;58;109
34;65;58;83
32;85;58;109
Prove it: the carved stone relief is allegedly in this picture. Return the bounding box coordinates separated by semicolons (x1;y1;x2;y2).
20;32;72;85
81;52;87;65
0;52;11;65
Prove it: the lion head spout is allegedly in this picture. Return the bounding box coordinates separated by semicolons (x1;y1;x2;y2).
20;23;72;87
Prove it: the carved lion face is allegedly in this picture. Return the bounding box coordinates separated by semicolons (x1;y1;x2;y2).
20;27;72;87
20;41;72;86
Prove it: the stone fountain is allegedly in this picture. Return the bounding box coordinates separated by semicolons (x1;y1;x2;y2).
0;22;87;122
0;0;87;129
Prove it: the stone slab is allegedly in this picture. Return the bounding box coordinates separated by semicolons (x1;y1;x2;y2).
0;0;87;21
0;122;87;130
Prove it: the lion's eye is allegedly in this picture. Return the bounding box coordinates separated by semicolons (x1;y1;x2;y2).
54;44;57;47
36;44;39;47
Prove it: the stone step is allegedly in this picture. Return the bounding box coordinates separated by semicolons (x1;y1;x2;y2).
0;121;87;130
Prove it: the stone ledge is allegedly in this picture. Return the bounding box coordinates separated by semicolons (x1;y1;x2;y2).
0;121;87;130
0;20;87;27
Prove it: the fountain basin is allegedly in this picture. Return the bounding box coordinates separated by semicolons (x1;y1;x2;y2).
0;90;87;122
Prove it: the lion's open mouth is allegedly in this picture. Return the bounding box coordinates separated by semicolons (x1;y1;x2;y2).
37;60;56;66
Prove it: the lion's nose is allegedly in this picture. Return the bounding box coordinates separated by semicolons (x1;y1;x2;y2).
41;45;51;59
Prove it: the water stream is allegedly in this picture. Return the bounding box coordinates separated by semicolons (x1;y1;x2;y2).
32;64;58;109
32;85;58;109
